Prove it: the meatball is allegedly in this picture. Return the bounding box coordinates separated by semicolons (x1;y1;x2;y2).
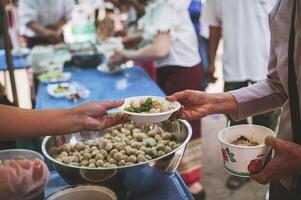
52;122;180;169
74;142;84;151
143;138;157;147
96;160;104;167
127;155;137;163
105;143;113;152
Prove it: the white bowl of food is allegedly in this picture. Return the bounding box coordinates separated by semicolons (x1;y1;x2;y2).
39;68;71;83
11;47;30;57
217;124;275;177
119;96;181;123
46;186;117;200
47;83;76;98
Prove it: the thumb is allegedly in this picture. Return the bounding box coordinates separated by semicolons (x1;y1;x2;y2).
165;95;177;102
265;136;280;150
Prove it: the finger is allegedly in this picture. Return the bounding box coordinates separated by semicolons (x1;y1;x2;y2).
168;107;187;120
250;158;278;185
166;91;190;102
250;166;271;185
168;112;179;121
165;95;177;102
265;136;281;151
100;113;128;129
98;100;124;111
248;159;265;174
179;108;204;120
82;117;101;131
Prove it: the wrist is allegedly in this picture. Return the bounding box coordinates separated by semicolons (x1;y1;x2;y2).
44;29;52;37
210;93;238;115
65;108;85;133
123;50;138;60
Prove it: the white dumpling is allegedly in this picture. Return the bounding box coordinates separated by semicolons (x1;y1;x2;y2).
131;100;141;109
149;108;160;113
139;98;147;105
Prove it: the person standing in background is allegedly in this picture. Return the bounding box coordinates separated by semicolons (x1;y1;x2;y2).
203;0;279;190
18;0;75;48
109;1;205;199
189;0;210;90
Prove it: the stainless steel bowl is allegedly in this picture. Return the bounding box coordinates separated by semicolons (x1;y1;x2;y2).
42;120;192;198
0;149;44;161
46;186;117;200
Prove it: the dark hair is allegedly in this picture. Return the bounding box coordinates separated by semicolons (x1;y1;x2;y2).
95;17;115;36
138;0;148;4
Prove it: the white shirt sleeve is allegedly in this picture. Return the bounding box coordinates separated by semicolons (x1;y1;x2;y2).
63;0;75;21
138;0;189;40
18;0;38;26
202;0;222;27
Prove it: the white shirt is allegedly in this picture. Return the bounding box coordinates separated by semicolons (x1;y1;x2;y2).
18;0;75;37
203;0;276;82
138;0;200;68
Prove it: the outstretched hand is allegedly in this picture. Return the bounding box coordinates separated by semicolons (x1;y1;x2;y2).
75;100;128;131
108;50;127;66
166;90;216;120
166;90;238;121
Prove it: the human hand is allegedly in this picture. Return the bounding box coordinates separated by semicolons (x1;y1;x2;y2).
46;20;66;31
208;63;217;83
250;136;301;184
0;159;49;200
166;90;238;121
166;90;214;120
74;100;128;131
45;29;62;44
108;50;127;67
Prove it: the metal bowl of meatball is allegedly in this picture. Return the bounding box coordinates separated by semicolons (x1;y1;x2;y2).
42;120;192;198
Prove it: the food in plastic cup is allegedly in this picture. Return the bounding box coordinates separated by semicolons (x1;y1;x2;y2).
217;124;275;177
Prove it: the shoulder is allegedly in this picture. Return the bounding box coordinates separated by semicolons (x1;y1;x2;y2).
145;0;190;13
63;0;75;5
19;0;39;7
203;0;223;25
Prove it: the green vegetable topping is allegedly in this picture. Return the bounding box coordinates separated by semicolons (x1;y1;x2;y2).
125;97;162;113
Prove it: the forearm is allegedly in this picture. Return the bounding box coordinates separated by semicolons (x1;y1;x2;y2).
229;80;286;120
208;26;221;64
122;35;143;49
46;20;66;30
0;105;83;140
27;21;52;37
124;33;170;61
125;44;165;61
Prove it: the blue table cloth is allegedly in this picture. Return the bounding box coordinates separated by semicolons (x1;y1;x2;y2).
0;49;30;71
35;67;164;109
46;171;194;200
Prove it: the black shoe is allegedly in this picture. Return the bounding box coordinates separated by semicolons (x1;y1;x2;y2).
192;190;206;200
226;175;250;190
